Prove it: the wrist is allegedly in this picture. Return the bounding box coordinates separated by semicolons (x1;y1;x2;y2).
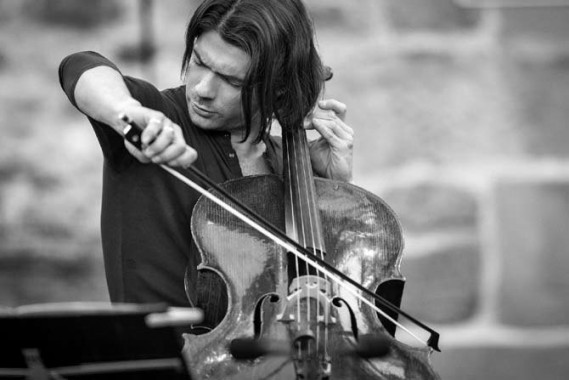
112;99;142;131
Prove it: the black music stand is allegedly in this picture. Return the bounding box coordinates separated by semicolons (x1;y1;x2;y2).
0;302;202;380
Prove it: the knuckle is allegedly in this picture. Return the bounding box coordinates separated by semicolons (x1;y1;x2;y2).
152;111;165;119
144;147;155;157
185;147;197;161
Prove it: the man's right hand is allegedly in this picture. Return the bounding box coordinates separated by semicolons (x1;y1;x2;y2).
120;105;197;168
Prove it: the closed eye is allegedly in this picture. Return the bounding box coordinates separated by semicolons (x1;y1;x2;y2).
224;77;243;88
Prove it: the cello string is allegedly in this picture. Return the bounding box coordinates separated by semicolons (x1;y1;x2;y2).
296;128;326;357
290;131;304;325
290;127;314;354
296;128;319;357
284;129;304;358
303;101;332;359
294;129;310;337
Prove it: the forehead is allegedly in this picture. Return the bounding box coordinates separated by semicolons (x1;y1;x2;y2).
194;30;250;79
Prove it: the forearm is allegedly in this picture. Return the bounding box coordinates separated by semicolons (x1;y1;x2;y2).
58;52;196;168
73;65;141;134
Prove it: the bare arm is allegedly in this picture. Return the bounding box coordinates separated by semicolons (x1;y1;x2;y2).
71;65;196;167
73;65;142;134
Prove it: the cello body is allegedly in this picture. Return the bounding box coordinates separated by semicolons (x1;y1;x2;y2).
184;174;440;379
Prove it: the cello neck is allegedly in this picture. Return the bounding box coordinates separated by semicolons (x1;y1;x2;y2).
282;125;326;254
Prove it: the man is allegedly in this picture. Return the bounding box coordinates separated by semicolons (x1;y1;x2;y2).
59;0;353;330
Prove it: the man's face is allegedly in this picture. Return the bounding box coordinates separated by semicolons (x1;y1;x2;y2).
185;30;251;133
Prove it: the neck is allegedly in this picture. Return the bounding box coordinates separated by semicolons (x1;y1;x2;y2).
229;119;264;156
232;134;270;176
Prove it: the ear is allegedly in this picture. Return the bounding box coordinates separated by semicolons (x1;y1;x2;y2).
323;65;333;81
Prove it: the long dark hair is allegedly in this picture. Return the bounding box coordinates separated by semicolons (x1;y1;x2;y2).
182;0;325;142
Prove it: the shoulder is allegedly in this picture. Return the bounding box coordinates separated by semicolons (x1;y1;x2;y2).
161;85;187;110
160;85;191;126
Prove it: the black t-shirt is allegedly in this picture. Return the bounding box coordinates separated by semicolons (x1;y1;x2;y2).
58;52;282;324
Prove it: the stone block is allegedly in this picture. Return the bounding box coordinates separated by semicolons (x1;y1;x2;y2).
0;250;108;307
384;184;478;233
494;180;569;326
400;240;481;323
432;344;569;380
499;6;569;44
501;55;569;158
378;183;481;323
384;0;481;31
0;1;26;21
306;0;377;31
27;0;122;28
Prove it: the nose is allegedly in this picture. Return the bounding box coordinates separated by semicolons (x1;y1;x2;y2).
194;71;217;100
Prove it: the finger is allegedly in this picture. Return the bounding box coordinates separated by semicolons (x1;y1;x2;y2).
150;142;185;164
149;124;193;166
311;122;354;155
303;107;337;130
317;99;347;120
145;120;176;157
304;99;349;131
310;108;336;121
312;118;354;143
311;119;339;144
141;116;166;145
167;146;198;168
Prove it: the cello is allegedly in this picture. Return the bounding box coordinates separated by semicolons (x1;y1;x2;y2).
123;109;441;378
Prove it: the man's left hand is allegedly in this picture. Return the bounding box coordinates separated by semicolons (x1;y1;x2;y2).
305;99;353;182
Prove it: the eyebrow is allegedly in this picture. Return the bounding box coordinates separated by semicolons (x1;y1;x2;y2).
194;49;245;85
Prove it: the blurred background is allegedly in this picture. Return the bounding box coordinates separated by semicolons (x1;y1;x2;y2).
1;0;569;378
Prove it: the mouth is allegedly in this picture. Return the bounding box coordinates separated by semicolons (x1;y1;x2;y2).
190;100;215;118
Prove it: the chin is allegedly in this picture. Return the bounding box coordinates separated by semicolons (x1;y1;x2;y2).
189;112;218;131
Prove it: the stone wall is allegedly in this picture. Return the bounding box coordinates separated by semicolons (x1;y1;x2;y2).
309;0;569;378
